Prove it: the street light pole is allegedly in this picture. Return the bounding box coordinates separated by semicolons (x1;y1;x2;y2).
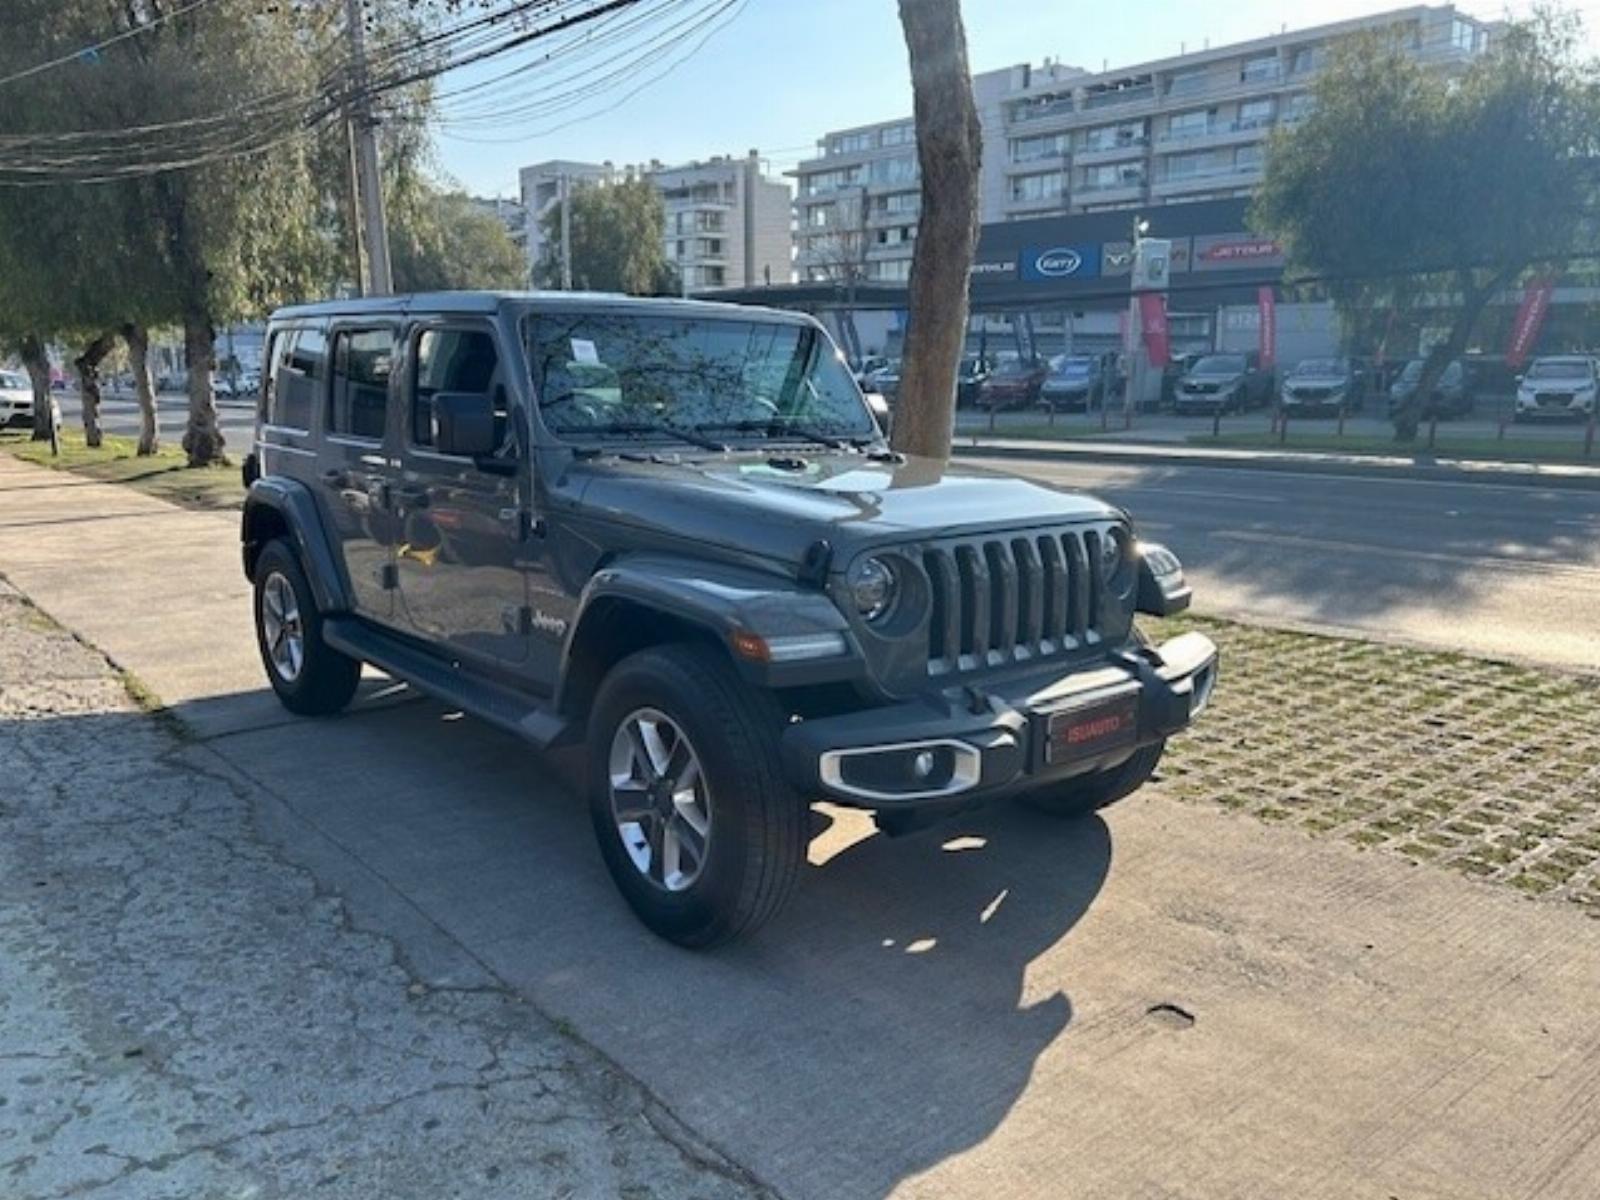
344;0;393;296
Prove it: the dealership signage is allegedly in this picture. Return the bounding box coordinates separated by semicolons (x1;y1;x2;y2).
1020;243;1101;282
1191;233;1285;271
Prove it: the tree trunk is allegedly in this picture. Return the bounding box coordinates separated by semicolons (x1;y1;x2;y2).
20;335;53;444
181;312;227;467
1392;270;1506;443
890;0;982;461
122;322;159;456
74;331;117;449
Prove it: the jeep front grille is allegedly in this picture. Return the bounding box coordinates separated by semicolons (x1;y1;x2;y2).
923;528;1106;676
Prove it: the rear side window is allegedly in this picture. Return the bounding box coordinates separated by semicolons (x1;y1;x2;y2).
328;328;393;441
411;327;507;450
267;327;325;431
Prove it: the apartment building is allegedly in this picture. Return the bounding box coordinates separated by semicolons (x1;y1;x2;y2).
792;4;1496;280
517;152;791;290
517;159;618;282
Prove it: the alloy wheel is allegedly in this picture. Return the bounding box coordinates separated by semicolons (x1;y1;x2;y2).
608;708;712;893
260;571;305;683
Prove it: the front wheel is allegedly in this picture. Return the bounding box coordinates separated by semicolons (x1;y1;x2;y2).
1016;742;1164;821
587;644;805;948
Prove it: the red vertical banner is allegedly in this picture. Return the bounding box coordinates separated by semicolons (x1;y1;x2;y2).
1138;292;1170;367
1257;286;1277;369
1506;278;1554;368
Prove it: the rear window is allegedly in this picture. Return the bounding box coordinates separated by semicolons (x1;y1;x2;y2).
265;327;325;431
328;328;393;441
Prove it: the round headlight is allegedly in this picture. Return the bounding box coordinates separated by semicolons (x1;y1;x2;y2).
847;556;897;622
1098;527;1129;581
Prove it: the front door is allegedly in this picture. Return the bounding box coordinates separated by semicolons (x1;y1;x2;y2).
393;321;529;665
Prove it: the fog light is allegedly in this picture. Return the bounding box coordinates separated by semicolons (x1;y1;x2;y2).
912;750;935;780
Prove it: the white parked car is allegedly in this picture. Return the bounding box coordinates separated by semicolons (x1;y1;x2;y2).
1515;356;1599;421
0;369;33;428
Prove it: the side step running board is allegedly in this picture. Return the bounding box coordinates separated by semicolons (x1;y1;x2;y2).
323;617;574;750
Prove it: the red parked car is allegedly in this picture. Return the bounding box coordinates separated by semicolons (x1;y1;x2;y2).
979;357;1051;411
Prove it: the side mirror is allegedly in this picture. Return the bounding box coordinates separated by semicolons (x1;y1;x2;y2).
432;391;497;457
865;391;892;435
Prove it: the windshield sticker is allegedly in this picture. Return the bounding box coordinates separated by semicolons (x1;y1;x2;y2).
570;338;599;364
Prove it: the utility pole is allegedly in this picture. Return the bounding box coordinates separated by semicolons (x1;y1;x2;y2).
559;173;574;290
344;0;393;295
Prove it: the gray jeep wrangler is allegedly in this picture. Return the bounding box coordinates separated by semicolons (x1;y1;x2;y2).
240;292;1216;947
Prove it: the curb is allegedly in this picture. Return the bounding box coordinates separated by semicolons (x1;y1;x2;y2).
953;439;1600;491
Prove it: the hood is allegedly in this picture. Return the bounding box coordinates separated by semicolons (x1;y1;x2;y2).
1183;372;1241;386
561;450;1121;567
1285;374;1347;389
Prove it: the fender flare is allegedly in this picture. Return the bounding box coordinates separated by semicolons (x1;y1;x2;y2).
556;553;861;712
240;477;353;614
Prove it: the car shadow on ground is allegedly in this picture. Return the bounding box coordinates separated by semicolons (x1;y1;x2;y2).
168;683;1114;1200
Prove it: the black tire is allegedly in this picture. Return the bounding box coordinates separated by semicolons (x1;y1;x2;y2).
586;643;804;948
1016;742;1165;821
252;539;361;717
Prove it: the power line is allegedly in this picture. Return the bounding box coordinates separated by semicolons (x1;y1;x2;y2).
0;0;227;90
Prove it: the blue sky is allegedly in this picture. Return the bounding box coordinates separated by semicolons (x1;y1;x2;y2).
433;0;1544;197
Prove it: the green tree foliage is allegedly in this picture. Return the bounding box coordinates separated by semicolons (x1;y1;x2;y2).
392;191;527;291
534;178;678;295
1252;16;1600;438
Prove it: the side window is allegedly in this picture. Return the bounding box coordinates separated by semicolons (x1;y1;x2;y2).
270;327;325;431
329;328;394;441
261;331;283;423
411;327;509;452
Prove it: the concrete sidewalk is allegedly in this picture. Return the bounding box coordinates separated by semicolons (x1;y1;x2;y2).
2;451;1598;1199
957;433;1600;489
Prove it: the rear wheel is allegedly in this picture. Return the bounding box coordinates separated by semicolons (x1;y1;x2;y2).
587;644;805;948
1016;742;1164;821
252;539;361;716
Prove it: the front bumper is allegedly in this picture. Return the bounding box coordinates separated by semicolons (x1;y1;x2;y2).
1517;394;1595;419
781;631;1218;809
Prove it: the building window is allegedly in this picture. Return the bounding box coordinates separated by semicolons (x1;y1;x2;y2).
876;191;920;215
802;166;863;195
1080;121;1146;151
869;155;918;184
1284;92;1316;123
1237;98;1275;129
1235;143;1264;171
808;204;834;228
1167;67;1207;97
1164;151;1212;180
1082;162;1143;189
1011;132;1070;162
879;123;914;147
873;259;912;282
1240;54;1279;83
1010;171;1065;202
1288;45;1324;75
1168;109;1213;139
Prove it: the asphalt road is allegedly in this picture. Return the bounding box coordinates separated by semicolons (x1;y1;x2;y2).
983;455;1600;671
53;390;257;445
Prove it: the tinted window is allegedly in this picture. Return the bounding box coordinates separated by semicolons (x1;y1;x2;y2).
1193;355;1245;375
269;327;324;431
1293;359;1344;375
1526;359;1591;380
329;328;393;441
412;328;506;450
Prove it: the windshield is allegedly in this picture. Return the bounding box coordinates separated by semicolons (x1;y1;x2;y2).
523;312;876;443
1292;358;1344;376
0;370;26;390
1053;357;1093;377
1192;355;1245;375
1526;358;1592;380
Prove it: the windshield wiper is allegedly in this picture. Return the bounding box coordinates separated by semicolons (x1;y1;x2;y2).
578;420;728;453
699;418;870;451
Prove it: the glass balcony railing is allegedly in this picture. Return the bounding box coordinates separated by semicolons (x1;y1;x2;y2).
1084;84;1154;110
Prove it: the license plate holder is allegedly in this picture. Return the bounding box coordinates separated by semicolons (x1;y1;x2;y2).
1045;691;1139;765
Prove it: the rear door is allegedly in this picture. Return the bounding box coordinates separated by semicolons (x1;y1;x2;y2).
320;321;401;621
393;319;529;666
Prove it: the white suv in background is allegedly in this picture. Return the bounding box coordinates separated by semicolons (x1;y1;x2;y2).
0;369;33;428
1515;356;1598;421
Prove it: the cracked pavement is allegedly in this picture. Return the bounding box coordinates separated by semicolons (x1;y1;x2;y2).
0;581;766;1200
